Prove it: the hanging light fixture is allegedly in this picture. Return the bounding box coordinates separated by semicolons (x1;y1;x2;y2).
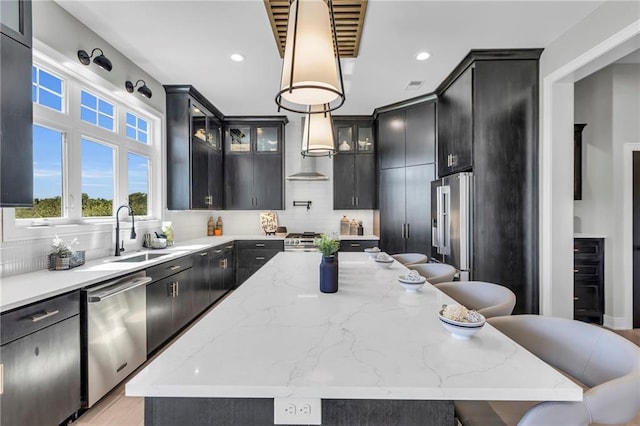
275;0;345;114
301;104;336;157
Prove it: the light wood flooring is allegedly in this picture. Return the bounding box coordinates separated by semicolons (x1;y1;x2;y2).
73;325;640;426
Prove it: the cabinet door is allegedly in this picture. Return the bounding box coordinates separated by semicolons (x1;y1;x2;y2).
405;102;436;167
405;164;434;254
437;66;473;177
378;110;405;170
256;125;280;153
210;251;226;303
333;153;356;209
379;168;406;254
146;279;173;354
222;246;235;290
166;94;191;210
191;138;211;209
253;155;283;209
0;33;32;207
209;149;224;209
354;153;376;209
224;154;254;209
192;250;212;315
0;316;80;426
172;269;194;331
0;0;31;47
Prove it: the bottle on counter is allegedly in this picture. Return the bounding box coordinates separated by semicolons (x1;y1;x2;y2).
357;220;364;236
215;216;223;236
349;218;358;235
207;216;215;236
340;216;350;235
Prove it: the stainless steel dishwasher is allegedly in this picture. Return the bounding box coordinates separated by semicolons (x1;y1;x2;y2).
82;271;150;407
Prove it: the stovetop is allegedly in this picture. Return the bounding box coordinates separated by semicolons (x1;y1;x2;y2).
285;232;322;239
284;232;321;251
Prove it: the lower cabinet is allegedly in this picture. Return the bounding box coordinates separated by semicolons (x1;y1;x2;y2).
0;291;81;425
339;240;379;252
192;242;235;313
574;238;605;325
235;240;283;286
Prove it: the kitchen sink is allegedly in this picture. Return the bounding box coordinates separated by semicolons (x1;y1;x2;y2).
113;252;170;263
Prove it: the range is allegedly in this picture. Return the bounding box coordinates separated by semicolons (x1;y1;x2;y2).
284;232;322;252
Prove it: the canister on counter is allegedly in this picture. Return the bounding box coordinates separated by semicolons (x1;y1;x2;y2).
349;219;358;235
340;216;350;235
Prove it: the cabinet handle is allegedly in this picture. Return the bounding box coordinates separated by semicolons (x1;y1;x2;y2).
224;258;228;268
350;243;361;247
225;245;233;249
116;362;128;373
355;196;359;206
175;282;180;297
401;224;405;239
168;282;175;297
574;297;579;301
199;252;208;257
0;363;3;395
168;265;181;271
574;269;579;273
256;256;265;260
255;243;265;247
406;223;410;239
214;249;222;254
574;248;579;252
31;310;60;323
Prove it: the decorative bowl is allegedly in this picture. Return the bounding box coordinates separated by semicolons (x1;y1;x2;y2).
364;247;381;258
374;258;394;269
438;310;486;340
398;275;426;292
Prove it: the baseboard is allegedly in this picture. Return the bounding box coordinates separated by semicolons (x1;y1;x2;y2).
603;314;631;330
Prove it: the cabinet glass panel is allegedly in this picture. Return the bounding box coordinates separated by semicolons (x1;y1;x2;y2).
1;1;21;34
207;117;221;150
337;126;354;152
256;126;278;152
191;104;206;143
357;126;374;152
227;126;251;152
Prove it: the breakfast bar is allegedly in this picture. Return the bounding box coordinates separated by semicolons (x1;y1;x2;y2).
126;252;582;425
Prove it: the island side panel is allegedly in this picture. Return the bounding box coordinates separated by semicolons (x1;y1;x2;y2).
144;398;455;426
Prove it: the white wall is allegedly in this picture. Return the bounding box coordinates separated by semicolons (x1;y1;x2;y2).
574;63;640;321
540;0;640;326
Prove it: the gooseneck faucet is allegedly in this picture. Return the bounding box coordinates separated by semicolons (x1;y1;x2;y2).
115;204;136;256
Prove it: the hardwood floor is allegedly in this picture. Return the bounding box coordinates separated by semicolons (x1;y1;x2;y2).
73;325;640;426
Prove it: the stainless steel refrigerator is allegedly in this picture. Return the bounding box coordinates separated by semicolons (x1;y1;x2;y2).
431;172;473;280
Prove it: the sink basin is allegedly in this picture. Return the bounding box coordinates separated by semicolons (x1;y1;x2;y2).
113;252;170;263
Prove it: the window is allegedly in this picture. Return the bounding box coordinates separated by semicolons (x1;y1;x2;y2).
5;49;162;240
126;112;148;144
81;90;115;131
32;66;64;112
15;125;64;219
81;138;114;217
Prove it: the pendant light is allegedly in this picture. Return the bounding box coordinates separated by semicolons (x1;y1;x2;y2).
275;0;345;114
301;104;336;157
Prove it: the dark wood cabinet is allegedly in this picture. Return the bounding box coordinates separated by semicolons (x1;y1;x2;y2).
405;102;436;167
377;110;405;170
574;124;586;200
0;9;33;207
574;238;604;325
224;119;286;210
165;85;224;210
333;117;376;209
379;165;434;254
0;291;81;425
437;66;473;177
235;240;283;286
339;239;379;252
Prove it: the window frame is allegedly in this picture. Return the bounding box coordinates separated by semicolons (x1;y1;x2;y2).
2;44;164;242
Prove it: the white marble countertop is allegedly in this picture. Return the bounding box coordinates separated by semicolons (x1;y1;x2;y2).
574;233;607;239
126;252;582;402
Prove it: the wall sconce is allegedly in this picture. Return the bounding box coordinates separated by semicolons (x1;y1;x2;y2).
275;0;345;114
301;104;336;158
125;79;152;99
77;48;112;72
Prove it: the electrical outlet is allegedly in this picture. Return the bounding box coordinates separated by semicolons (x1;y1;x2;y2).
274;398;321;425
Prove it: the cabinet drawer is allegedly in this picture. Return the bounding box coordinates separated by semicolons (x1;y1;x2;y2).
573;263;601;280
237;249;280;267
146;256;194;282
573;238;603;260
1;291;79;345
339;240;379;252
574;285;600;312
236;240;283;250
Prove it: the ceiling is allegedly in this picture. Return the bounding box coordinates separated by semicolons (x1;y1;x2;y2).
55;0;606;116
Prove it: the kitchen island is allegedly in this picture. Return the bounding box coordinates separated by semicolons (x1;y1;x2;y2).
126;252;581;425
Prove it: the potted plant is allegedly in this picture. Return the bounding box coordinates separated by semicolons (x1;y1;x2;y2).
49;235;85;270
317;233;339;293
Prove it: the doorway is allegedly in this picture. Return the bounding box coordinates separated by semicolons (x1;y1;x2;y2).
634;151;640;327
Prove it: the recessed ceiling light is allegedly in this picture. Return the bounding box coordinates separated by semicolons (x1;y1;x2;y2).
416;51;431;61
230;53;244;62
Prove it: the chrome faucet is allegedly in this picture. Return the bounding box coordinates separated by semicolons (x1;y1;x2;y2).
115;204;136;256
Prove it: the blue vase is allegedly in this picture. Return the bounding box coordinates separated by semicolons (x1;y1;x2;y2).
320;255;338;293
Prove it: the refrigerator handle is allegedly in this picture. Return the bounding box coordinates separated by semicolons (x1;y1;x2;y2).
406;223;410;239
437;185;451;256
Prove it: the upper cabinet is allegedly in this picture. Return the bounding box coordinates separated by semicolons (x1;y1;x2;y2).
1;0;32;47
333;116;376;210
377;100;436;170
165;85;224;210
224;118;286;210
0;0;32;207
437;67;473;177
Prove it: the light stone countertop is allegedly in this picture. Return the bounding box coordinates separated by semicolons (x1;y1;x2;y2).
126;252;582;402
0;234;378;313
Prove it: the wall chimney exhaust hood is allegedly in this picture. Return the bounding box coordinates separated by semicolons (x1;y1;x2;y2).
286;155;328;181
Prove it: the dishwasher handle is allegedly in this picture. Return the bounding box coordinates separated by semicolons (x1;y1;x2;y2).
87;276;152;302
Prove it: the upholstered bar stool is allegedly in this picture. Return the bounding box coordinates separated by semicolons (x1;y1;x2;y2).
391;253;429;266
408;263;457;284
455;315;640;426
434;281;516;318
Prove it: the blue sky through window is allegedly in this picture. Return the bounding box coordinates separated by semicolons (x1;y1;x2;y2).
128;153;148;195
81;138;114;200
126;112;149;144
33;125;63;199
32;66;63;111
81;90;115;131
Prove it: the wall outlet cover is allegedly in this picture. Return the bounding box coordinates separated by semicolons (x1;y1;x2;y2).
274;397;321;425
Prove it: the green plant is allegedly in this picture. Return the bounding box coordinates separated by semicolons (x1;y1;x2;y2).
317;233;339;257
